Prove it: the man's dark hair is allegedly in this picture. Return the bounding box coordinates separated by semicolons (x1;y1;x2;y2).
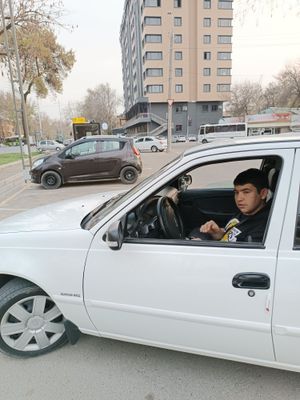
234;168;269;192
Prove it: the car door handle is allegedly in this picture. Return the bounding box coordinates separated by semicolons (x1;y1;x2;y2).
232;273;270;289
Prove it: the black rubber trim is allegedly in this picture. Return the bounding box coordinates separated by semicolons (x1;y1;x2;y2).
124;237;265;249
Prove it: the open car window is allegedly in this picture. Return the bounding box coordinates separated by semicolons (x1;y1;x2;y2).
124;156;282;247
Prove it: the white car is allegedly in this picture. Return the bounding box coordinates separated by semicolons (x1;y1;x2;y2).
134;136;167;152
1;135;300;374
37;140;65;152
188;135;197;142
177;135;187;142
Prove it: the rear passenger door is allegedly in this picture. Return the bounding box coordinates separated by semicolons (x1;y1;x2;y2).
273;148;300;368
96;140;124;178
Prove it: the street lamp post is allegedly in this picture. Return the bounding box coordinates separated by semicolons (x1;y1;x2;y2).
167;12;173;153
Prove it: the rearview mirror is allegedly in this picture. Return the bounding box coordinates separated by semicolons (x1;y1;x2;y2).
105;220;124;250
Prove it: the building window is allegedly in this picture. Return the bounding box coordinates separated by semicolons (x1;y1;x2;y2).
217;68;231;76
145;34;162;43
203;18;211;27
218;0;233;9
203;84;211;92
202;104;209;112
174;34;182;43
203;0;211;9
146;84;163;93
174;0;182;7
144;0;161;6
211;104;218;111
146;68;163;77
203;35;211;44
175;51;183;60
175;84;183;93
145;51;163;60
174;17;182;26
218;18;233;27
217;84;231;92
175;68;183;77
217;52;231;60
175;105;183;112
144;16;161;25
218;35;232;44
203;68;211;76
203;52;211;60
175;124;183;132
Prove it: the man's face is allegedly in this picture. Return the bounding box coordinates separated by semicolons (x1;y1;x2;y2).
234;183;268;216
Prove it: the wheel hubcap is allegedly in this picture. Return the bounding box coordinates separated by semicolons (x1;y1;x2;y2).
46;176;56;185
1;295;65;352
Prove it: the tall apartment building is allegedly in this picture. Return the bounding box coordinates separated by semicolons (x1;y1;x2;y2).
120;0;233;137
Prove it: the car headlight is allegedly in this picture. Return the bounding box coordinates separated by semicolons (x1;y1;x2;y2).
32;158;45;169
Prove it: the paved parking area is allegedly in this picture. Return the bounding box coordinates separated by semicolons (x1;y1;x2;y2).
0;144;186;221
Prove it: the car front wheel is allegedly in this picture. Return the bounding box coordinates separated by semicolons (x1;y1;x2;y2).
41;171;62;189
120;166;138;184
0;278;67;357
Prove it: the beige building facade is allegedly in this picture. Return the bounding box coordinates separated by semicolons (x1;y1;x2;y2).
120;0;233;137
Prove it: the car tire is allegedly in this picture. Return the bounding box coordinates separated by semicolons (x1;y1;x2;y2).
202;139;208;144
151;146;158;152
0;278;68;358
41;171;62;190
55;147;61;151
120;166;138;184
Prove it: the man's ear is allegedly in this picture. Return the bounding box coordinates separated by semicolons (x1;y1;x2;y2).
260;188;269;200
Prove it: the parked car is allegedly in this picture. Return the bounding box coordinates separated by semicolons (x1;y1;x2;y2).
177;135;187;142
188;135;197;142
37;140;65;152
1;135;300;374
134;136;167;152
31;136;142;189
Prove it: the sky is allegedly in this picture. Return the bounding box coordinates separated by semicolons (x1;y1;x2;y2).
1;0;300;119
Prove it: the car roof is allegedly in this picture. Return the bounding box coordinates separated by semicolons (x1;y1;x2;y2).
184;134;300;157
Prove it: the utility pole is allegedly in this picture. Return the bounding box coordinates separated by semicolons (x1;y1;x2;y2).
0;0;32;177
167;12;173;153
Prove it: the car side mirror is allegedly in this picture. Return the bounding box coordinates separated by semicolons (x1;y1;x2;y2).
105;220;124;250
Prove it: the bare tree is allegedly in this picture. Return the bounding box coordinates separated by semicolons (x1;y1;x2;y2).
80;83;122;131
275;62;300;107
227;81;264;117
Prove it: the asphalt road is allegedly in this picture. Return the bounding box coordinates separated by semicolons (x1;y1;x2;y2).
0;142;300;400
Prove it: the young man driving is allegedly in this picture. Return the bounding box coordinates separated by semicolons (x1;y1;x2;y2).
193;168;270;243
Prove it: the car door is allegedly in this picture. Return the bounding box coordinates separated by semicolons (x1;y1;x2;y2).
84;149;294;363
61;140;100;181
272;147;300;367
135;138;145;151
95;140;123;178
144;137;154;150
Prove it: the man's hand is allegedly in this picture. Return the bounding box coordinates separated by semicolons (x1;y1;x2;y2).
200;220;225;240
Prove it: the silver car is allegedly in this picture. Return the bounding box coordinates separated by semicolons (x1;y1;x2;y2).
37;140;65;152
134;136;167;152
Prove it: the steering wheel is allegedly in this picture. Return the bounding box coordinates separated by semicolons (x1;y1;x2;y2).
156;196;184;239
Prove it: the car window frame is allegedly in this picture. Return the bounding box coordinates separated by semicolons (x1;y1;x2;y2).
122;155;282;249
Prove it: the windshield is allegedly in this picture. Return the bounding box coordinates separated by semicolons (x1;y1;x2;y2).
83;154;183;230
